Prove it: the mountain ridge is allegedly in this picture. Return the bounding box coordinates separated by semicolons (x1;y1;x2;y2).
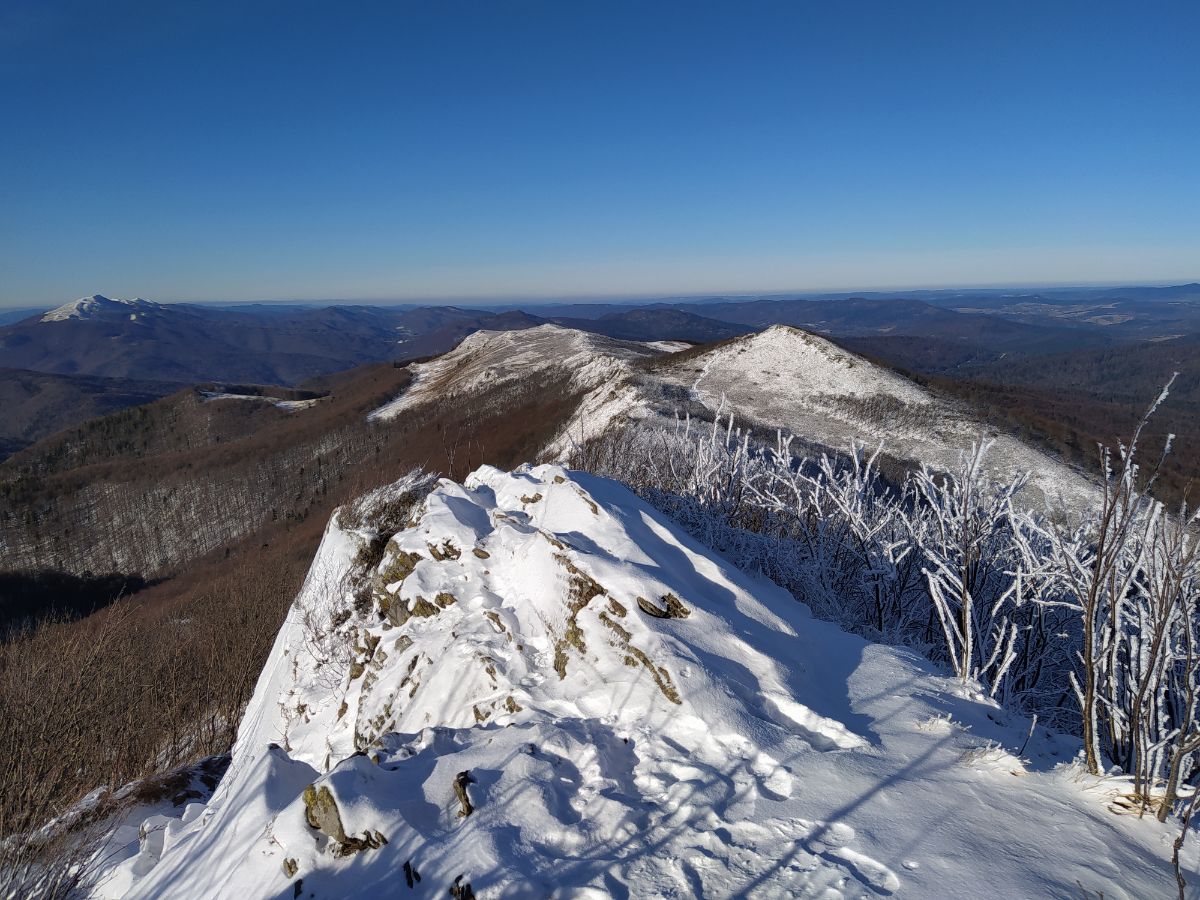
90;465;1183;898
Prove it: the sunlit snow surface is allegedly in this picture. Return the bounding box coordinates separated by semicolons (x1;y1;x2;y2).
198;391;320;411
91;465;1183;898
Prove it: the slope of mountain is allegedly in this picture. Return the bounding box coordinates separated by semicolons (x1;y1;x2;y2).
967;332;1200;411
0;368;180;461
92;466;1182;898
648;326;1099;514
834;334;1013;374
0;364;417;576
369;325;683;448
837;331;1200;504
3;384;322;479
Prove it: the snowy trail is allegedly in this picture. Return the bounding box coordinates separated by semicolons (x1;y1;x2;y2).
93;466;1184;899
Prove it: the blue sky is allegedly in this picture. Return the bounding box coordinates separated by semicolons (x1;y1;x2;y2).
1;1;1196;306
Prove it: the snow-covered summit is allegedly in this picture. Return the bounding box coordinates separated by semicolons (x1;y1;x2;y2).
655;324;1100;515
696;324;933;404
40;295;166;323
94;466;1182;899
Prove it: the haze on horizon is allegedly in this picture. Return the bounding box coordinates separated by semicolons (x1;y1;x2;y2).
1;0;1197;308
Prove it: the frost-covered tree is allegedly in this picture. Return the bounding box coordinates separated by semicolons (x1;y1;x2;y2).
903;443;1026;695
574;381;1199;815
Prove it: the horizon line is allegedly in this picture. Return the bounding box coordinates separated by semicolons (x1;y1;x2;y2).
5;276;1199;310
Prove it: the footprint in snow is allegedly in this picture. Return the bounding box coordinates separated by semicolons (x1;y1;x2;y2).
789;819;903;896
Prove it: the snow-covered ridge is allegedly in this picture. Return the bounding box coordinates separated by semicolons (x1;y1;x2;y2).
371;323;1097;514
681;324;932;405
95;466;1182;898
655;325;1099;515
40;294;166;323
368;324;669;443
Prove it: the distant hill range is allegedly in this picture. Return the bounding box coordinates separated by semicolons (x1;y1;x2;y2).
0;295;753;386
1;285;1197;461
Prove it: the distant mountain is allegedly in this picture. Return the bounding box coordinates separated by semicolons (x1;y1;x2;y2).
551;308;753;343
656;296;1113;357
39;295;168;322
0;296;412;384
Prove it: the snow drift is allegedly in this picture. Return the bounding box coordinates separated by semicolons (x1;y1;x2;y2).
94;467;1182;898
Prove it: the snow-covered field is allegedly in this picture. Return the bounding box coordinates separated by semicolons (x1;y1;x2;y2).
92;466;1183;899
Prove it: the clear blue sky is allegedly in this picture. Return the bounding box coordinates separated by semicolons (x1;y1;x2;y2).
1;0;1196;306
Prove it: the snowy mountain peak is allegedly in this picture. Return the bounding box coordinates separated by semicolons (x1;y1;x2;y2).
40;295;165;323
93;466;1182;898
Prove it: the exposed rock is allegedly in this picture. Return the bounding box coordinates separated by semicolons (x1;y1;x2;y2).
453;770;476;819
636;592;690;619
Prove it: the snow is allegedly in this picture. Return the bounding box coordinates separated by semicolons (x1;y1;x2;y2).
198;391;320;411
40;295;166;323
367;325;670;448
369;324;1099;517
642;340;692;353
91;466;1185;899
654;325;1100;516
